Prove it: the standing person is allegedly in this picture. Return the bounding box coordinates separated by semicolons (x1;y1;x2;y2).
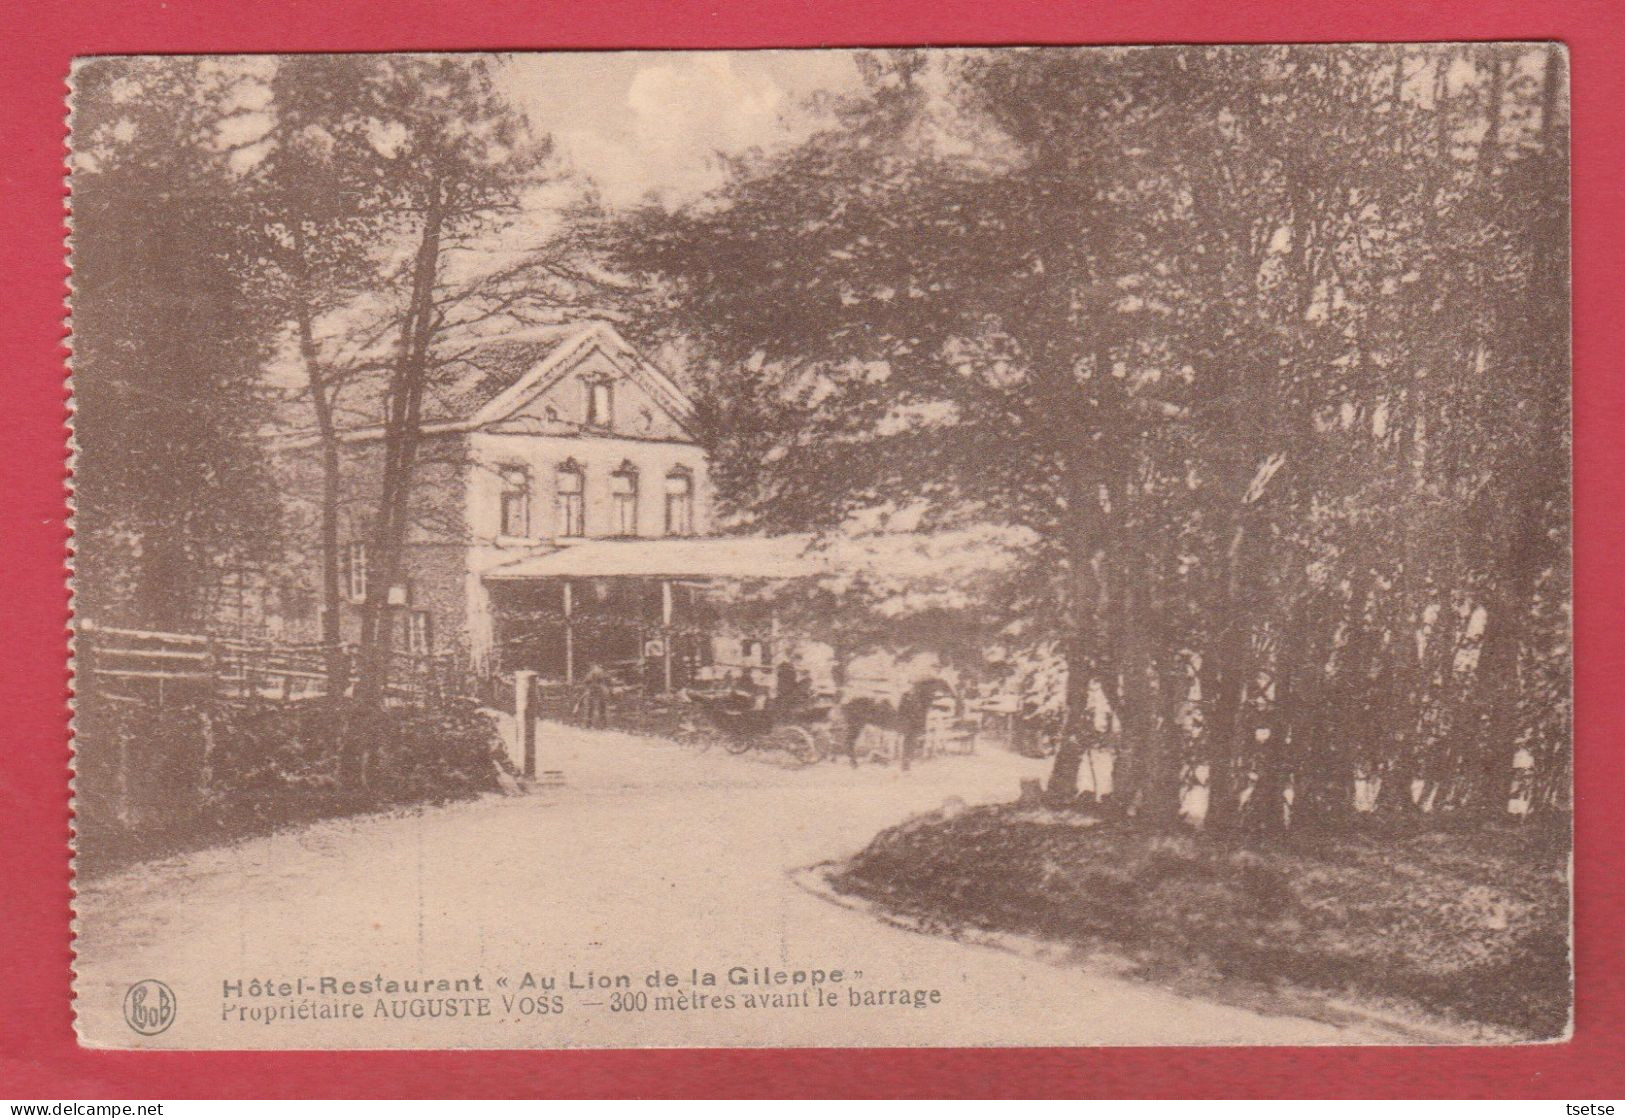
581;663;611;729
896;679;948;773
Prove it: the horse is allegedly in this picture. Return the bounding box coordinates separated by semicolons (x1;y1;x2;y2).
829;678;954;770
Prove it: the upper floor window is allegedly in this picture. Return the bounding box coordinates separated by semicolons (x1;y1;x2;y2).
407;609;432;656
345;541;368;603
664;467;694;536
610;461;639;537
557;460;585;537
499;466;530;538
586;378;613;429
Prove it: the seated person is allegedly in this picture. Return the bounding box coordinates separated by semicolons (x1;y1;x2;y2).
774;659;806;712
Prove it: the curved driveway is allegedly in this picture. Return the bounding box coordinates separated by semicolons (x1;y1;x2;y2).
75;724;1427;1048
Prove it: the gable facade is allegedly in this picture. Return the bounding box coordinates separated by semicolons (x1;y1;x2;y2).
263;323;715;673
459;336;714;666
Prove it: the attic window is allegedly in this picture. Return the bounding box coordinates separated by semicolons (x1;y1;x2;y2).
586;378;613;428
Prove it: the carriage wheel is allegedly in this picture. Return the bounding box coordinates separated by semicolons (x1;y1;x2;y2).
771;725;822;766
857;724;896;764
723;734;753;756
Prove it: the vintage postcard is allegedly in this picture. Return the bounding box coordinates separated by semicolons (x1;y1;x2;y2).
68;45;1571;1049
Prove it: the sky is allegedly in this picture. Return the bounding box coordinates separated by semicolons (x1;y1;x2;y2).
487;45;1537;213
249;51;867;394
494;50;864;209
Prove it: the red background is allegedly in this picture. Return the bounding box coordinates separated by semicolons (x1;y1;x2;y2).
3;0;1620;1099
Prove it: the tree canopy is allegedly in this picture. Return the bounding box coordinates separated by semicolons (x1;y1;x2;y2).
610;45;1570;829
72;57;283;629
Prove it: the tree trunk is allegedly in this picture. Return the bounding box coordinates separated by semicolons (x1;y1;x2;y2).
1250;606;1307;836
288;221;348;699
1466;47;1567;817
356;182;446;709
134;535;192;631
1047;628;1097;804
1047;530;1105;804
1202;518;1251;835
1119;565;1177;825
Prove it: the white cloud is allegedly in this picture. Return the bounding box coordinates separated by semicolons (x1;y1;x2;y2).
501;51;859;209
571;56;787;206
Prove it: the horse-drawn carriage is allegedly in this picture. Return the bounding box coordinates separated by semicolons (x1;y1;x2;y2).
684;676;974;768
684;688;833;764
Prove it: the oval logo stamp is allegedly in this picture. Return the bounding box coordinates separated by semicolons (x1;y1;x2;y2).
122;979;176;1036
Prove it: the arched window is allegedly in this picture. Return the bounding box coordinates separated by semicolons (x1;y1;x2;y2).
610;460;639;536
498;465;530;538
407;610;432;655
556;459;585;537
344;541;368;602
664;466;694;536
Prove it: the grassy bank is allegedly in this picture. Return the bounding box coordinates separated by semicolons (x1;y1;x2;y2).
831;803;1570;1039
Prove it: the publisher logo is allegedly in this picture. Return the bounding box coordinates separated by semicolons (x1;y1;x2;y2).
123;979;176;1036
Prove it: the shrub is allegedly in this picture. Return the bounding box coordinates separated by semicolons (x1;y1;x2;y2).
74;694;501;875
834;806;1569;1038
1141;833;1203;882
1225;849;1297;914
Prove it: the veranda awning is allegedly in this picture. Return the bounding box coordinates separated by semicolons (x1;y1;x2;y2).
481;535;826;581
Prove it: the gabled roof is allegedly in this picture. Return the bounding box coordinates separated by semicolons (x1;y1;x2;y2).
471;321;695;433
274;321;695;447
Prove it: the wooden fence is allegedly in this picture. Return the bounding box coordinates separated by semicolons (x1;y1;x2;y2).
78;621;457;707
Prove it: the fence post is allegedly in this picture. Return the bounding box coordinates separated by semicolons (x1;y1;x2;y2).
197;707;216;801
113;726;130;826
515;669;538;779
661;579;674;693
562;582;574;685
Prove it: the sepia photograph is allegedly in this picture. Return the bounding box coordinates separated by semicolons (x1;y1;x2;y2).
67;44;1571;1050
